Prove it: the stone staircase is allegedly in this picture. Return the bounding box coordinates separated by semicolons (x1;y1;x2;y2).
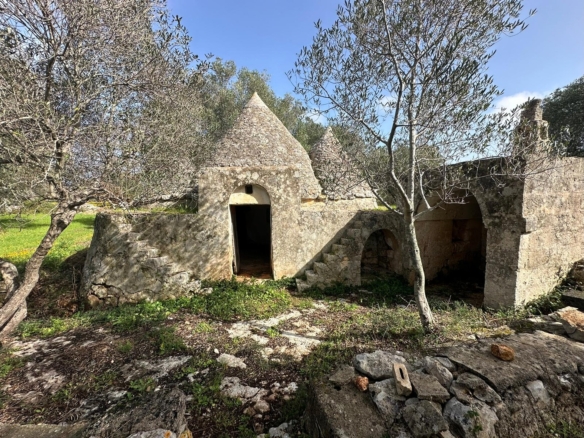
296;218;364;292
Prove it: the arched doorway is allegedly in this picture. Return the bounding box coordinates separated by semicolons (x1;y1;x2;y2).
361;229;402;280
416;193;487;305
229;184;272;278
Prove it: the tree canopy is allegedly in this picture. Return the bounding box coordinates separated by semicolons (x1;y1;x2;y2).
290;0;535;330
543;75;584;157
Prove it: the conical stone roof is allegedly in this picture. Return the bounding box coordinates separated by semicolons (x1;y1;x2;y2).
310;127;374;200
210;93;321;199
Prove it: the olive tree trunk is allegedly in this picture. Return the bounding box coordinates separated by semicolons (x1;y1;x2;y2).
0;201;80;340
403;211;435;331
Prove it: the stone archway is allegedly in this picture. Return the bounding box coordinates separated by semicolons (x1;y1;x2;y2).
360;229;403;280
229;184;272;278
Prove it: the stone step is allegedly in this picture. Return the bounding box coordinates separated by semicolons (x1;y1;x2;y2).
332;244;347;256
340;238;353;246
314;262;330;276
345;228;361;239
323;253;339;264
296;278;310;293
305;270;319;285
562;289;584;311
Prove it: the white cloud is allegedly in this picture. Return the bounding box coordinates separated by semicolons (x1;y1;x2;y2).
492;91;545;112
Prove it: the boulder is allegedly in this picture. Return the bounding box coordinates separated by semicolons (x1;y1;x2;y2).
368;379;406;425
402;400;448;437
443;398;498;438
353;350;407;380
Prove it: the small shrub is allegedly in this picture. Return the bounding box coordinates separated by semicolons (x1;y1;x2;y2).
151;327;186;355
129;377;156;393
117;340;134;354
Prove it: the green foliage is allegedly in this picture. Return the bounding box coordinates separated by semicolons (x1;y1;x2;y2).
0;213;95;272
198;58;325;150
18;316;90;338
117;340;134;354
200;278;292;321
150;327;187;355
544;419;584;438
129;377;156;394
0;350;25;379
543;75;584;157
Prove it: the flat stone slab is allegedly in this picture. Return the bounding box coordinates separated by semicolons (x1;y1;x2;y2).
562;289;584;311
409;373;450;403
442;331;584;392
0;423;86;438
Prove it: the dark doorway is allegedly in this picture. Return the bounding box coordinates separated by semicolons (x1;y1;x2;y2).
230;205;272;278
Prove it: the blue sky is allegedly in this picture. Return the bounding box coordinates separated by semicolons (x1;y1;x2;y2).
169;0;583;112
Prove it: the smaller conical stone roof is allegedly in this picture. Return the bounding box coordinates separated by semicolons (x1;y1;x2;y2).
210;93;321;199
310;127;374;200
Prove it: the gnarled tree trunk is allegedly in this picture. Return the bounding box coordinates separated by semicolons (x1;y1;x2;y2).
0;201;80;340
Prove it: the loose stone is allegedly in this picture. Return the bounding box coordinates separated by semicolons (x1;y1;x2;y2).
490;344;515;361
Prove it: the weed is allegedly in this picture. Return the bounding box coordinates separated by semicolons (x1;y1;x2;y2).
129;377;156;394
117;340;134;354
52;384;74;403
0;350;26;379
266;327;280;338
150;327;186;355
194;321;215;333
544;419;584;438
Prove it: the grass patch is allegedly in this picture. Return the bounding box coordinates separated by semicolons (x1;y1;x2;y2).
0;350;26;380
0;213;95;272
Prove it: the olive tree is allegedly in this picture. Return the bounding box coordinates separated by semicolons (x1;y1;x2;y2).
0;0;207;337
543;75;584;157
290;0;535;330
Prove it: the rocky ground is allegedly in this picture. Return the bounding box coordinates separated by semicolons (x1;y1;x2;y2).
0;274;582;437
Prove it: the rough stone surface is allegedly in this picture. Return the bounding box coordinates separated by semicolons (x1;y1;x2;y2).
216;353;247;369
409;373;451;403
556;307;584;342
525;380;551;407
211;92;321;200
86;388;188;438
425;359;453;389
353;350;407;380
220;377;267;402
368;378;406;424
402;400;448;437
304;381;386;438
0;423;86;438
443;332;584;392
328;365;356;386
309;127;374;200
449;373;501;405
394;362;413;396
443;398;498;438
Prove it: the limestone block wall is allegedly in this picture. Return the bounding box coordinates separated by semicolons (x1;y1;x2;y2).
197;166;302;279
81;213;205;306
415;199;486;281
516;158;584;304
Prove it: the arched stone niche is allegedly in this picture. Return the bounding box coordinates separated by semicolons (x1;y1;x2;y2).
229;184;271;205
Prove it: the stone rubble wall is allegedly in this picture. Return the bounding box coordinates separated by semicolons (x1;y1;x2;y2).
305;330;584;438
